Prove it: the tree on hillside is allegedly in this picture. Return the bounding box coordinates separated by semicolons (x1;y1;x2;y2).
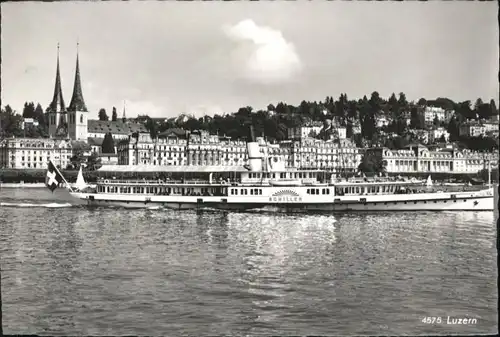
489;99;498;116
112;107;117;122
0;105;23;138
410;106;425;129
418;98;427;106
34;103;46;126
360;99;376;140
369;91;382;114
98;108;109;121
102;132;115;153
144;117;158;139
446;117;460;141
398;92;408;110
474;98;484;112
456;101;474;120
22;102;36;119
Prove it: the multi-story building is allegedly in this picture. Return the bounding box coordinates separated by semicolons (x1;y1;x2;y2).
219;136;248;167
369;144;498;175
187;130;223;166
428;127;450;143
351;123;362;135
422;106;447;125
482;120;498;133
0;137;73;169
117;132;156;165
287;122;323;140
116;129;250;167
286;137;361;173
459;122;486;137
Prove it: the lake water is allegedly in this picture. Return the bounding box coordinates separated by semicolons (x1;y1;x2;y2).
0;188;498;335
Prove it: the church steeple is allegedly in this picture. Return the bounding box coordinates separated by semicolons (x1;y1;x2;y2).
47;43;66;113
68;42;88;112
122;100;126;119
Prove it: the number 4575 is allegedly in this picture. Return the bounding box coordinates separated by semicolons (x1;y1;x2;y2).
422;317;442;324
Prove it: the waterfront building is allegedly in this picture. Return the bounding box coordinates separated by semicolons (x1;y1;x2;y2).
368;144;498;175
117;131;191;166
117;132;155;165
0;137;73;169
218;136;248;167
286;137;361;173
187;130;223;166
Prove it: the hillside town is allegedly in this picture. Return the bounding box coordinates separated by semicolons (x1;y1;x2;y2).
0;46;498;179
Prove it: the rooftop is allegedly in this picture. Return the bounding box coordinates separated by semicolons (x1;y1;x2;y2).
88;120;147;135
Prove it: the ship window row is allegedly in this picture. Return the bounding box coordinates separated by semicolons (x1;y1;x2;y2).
97;185;224;196
307;188;330;195
335;185;401;196
248;172;315;179
230;188;262;195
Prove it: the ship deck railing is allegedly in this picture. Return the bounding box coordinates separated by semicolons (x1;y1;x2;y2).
97;179;237;186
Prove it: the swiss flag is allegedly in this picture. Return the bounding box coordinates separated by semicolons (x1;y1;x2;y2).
45;161;64;192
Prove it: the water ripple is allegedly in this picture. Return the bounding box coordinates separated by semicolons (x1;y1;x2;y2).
0;189;497;335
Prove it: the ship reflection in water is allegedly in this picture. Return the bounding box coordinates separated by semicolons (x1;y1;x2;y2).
0;188;497;336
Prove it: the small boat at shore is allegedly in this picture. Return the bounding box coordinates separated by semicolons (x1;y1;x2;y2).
44;137;495;212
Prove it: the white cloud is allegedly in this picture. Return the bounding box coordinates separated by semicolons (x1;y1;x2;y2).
223;19;302;84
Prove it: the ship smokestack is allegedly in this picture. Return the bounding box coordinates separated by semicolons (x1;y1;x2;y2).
246;125;262;172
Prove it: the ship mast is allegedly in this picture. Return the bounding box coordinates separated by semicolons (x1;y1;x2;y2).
488;159;491;187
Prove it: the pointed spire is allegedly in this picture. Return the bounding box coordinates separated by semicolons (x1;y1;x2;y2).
47;43;66;113
122;100;126;119
68;41;88;112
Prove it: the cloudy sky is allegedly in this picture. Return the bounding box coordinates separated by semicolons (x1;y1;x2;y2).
2;1;498;118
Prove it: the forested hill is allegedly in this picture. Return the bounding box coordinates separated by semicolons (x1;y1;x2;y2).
1;92;498;144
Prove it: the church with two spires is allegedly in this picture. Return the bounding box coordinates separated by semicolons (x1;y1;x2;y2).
46;44;146;144
47;44;89;141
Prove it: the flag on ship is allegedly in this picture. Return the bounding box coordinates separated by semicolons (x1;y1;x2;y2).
45;161;64;192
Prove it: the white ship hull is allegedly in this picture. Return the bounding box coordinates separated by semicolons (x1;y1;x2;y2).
69;187;494;212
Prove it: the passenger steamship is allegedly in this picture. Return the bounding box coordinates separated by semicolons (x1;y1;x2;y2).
47;138;495;212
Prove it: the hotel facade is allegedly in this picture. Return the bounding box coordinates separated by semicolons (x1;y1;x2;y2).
0;137;73;169
368;144;498;175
